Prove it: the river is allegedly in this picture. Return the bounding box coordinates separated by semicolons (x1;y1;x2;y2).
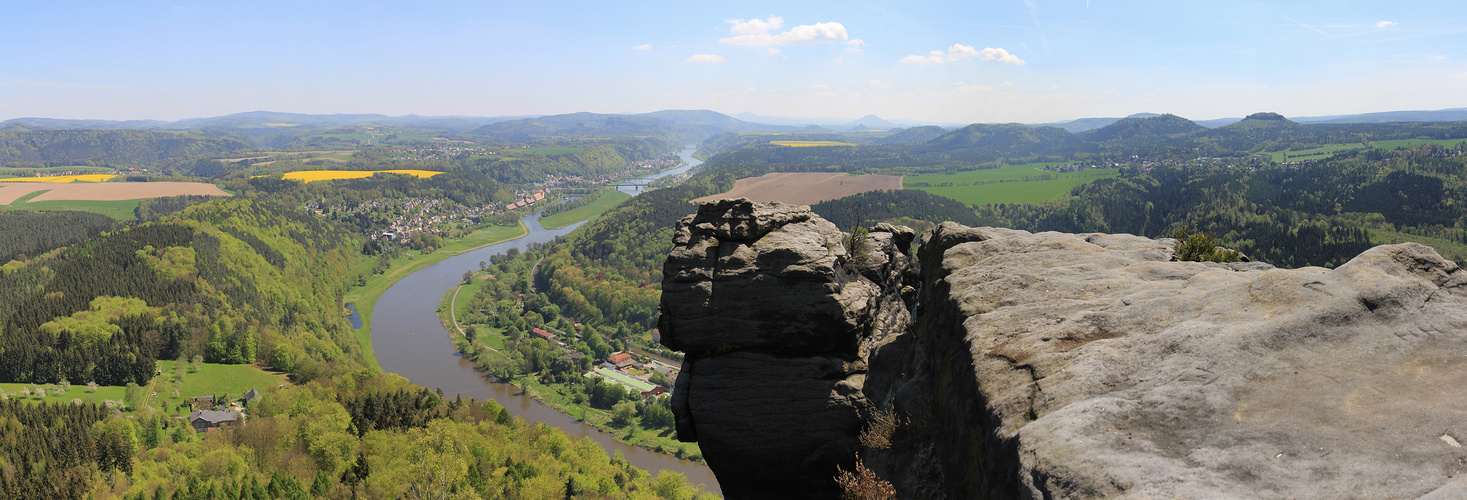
370;147;720;494
614;147;701;194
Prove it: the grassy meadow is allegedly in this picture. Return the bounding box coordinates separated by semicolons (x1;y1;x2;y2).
1269;144;1366;162
0;362;285;416
1266;138;1467;162
152;362;288;416
0;382;127;408
905;163;1120;205
9;198;141;220
538;191;632;229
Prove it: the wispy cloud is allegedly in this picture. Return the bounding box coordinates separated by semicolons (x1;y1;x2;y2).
632;44;651;51
719;16;850;46
1281;14;1331;36
900;44;1025;65
685;54;726;63
845;39;866;53
869;79;892;89
1375;20;1398;28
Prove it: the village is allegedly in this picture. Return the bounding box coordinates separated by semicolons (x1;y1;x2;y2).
309;188;549;243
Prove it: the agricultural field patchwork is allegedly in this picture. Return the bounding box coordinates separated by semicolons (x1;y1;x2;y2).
280;169;444;182
904;163;1120;205
692;172;902;205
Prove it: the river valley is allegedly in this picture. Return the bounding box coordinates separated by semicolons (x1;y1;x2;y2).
369;148;720;494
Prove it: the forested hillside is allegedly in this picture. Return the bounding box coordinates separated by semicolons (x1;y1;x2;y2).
0;371;713;499
0;130;250;167
0;198;360;386
972;145;1467;267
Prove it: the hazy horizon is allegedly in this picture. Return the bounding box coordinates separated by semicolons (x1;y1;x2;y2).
5;1;1466;124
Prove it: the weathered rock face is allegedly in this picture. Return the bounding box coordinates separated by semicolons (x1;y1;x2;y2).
873;223;1467;499
658;199;914;499
661;206;1467;499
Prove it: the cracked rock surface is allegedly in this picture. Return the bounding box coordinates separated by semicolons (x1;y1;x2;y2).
659;205;1467;499
872;223;1467;499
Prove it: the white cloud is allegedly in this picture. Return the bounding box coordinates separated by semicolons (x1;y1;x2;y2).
946;44;981;61
729;16;783;35
720;16;849;46
632;44;652;51
870;79;892;89
1376;20;1397;28
685;54;726;63
833;57;845;64
810;84;832;91
763;47;783;56
901;44;1025;65
899;50;946;65
845;39;866;53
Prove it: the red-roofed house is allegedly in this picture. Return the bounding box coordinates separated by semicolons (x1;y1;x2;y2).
532;328;555;341
607;352;637;369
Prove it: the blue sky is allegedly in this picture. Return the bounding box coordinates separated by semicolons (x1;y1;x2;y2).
3;1;1465;124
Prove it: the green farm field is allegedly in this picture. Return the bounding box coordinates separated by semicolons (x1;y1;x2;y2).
1269;144;1366;162
153;362;288;415
904;163;1120;205
539;191;632;229
1372;137;1467;149
1267;138;1467;162
4;190;141;220
0;382;127;408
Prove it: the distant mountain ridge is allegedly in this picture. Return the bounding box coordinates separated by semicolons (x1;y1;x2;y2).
1037;107;1467;133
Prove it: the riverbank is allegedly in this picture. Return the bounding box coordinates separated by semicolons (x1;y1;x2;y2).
342;222;528;372
435;272;703;462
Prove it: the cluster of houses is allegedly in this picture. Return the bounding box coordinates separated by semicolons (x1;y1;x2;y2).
503;189;547;211
183;388;262;432
384;145;496;162
308;195;505;242
525;325;675;398
592;352;674;398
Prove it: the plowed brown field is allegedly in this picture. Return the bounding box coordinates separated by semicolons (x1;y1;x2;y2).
0;182;231;204
691;172;902;205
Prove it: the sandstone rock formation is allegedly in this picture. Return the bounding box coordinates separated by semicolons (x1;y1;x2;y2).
658;199;914;499
660;203;1467;499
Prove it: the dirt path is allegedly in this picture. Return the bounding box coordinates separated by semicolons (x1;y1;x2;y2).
449;272;503;355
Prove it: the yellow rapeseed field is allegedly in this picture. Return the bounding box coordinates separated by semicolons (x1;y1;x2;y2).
769;140;856;147
281;169;444;182
0;174;118;183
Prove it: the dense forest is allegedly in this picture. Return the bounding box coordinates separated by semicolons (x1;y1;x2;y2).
0;199;360;386
0;130;250;167
971;145;1467;267
0;371;714;499
0;210;118;263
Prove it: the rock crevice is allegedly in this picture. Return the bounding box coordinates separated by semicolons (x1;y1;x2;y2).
660;201;1467;499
